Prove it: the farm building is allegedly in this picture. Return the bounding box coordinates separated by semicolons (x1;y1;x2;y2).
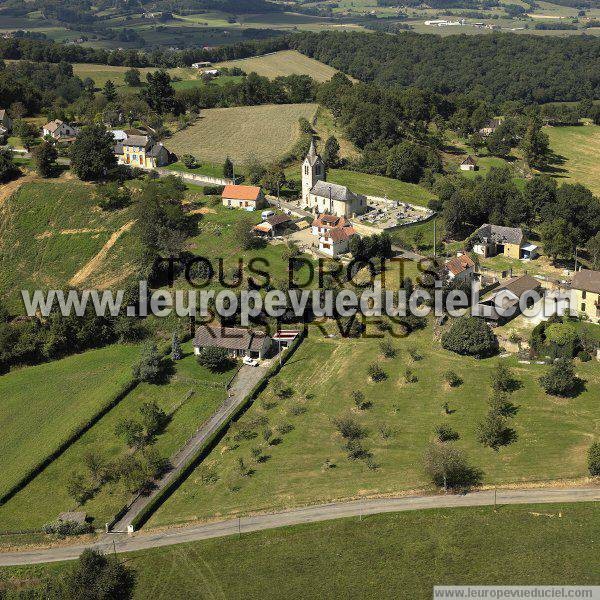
471;224;537;260
222;185;266;210
253;214;294;237
460;155;478;171
311;214;352;237
473;274;542;325
193;325;272;359
479;118;502;136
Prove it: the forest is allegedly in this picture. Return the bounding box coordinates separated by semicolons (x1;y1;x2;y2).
289;31;600;104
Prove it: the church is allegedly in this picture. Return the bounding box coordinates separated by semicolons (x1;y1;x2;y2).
301;140;367;219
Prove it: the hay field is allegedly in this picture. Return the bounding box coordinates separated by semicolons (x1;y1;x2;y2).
215;50;343;82
168;103;319;163
545;124;600;196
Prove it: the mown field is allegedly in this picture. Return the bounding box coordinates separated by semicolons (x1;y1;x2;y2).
0;180;139;310
167;103;319;163
0;343;232;531
149;325;600;527
0;344;139;504
2;503;599;599
545;124;600;196
215;50;343;82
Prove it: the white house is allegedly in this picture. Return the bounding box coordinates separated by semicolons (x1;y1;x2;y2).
42;119;79;142
460;155;477;171
444;253;476;283
191;61;212;69
311;213;351;237
222;185;266;210
319;226;357;258
114;134;171;169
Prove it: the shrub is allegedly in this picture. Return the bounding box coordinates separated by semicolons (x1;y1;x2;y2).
352;390;370;410
272;378;295;399
423;442;482;490
197;346;234;372
441;317;499;358
288;403;307;416
42;519;94;537
139;401;168;438
181;154;197;168
588;442;600;476
379;340;397;358
491;362;520;393
578;350;592;362
368;362;387;382
443;370;462;387
277;423;294;435
435;423;460;442
333;416;366;440
404;367;418;383
203;185;225;195
539;358;579;397
407;346;423;361
344;440;371;460
477;412;517;450
378;424;394;439
96;182;131;211
115;418;145;449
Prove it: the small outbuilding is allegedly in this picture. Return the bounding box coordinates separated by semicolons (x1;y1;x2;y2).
253;214;294;237
460;155;478;171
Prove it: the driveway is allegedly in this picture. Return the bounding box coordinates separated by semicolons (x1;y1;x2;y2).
109;361;271;533
0;487;597;565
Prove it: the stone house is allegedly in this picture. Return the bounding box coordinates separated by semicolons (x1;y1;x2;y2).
571;269;600;323
222;185;266;210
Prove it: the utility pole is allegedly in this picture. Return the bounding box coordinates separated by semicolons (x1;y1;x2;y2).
433;218;437;259
494;486;497;513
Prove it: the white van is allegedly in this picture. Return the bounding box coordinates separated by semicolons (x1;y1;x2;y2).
261;210;275;220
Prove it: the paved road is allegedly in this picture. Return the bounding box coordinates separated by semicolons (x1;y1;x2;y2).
109;363;269;533
1;487;597;566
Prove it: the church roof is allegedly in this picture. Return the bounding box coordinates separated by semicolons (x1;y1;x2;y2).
310;181;364;204
304;138;322;167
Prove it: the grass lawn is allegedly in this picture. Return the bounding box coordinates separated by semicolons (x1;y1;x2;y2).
165;161;225;179
0;344;139;503
0;343;233;531
167;103;319;164
148;325;600;528
0;180;139;310
2;502;599;599
214;50;343;82
544;124;600;196
183;200;315;289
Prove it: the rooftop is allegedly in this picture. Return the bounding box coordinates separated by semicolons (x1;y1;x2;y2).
474;224;524;246
571;269;600;294
193;325;269;352
310;181;364;205
222;185;262;201
445;253;475;276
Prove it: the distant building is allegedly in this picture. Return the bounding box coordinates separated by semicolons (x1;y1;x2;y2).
571;269;600;323
222;185;266;210
460;155;477;171
114;134;171;169
311;214;351;237
307;181;367;219
471;224;537;261
191;61;213;69
193;325;271;359
42;119;79;142
444;253;476;283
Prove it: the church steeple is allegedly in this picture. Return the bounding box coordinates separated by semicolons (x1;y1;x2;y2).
301;138;325;206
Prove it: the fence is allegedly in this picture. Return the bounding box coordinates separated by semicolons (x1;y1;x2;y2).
126;327;307;531
154;167;241;187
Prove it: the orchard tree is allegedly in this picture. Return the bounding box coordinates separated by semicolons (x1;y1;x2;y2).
539;358;579;397
32;140;58;177
423;442;482;491
132;343;164;383
588;442;600;477
70;125;117;181
441;317;499;358
477;411;516;450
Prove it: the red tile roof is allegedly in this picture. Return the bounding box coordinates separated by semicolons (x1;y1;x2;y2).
445;254;475;276
222;185;262;201
326;227;356;242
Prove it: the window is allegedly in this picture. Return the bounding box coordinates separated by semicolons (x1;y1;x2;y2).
304;165;308;175
581;303;586;312
582;291;587;299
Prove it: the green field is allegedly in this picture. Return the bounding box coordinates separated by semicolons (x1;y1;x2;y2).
183;200;314;289
0;345;139;503
215;50;343;82
0;180;139;310
0;343;232;531
167;103;319;164
2;503;599;598
148;326;600;527
545;124;600;196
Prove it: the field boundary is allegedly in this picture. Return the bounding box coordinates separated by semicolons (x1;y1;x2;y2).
124;327;307;532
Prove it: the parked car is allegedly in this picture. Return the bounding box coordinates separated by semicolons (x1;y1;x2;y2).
243;356;260;367
261;210;275;220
